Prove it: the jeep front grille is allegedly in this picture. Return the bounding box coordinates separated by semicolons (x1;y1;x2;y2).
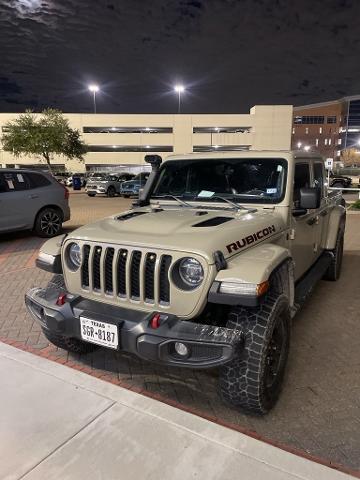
81;244;172;306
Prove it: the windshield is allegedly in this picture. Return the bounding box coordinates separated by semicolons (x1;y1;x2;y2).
151;158;287;204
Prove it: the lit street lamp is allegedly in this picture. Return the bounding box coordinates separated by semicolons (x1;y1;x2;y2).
174;85;185;114
88;85;99;114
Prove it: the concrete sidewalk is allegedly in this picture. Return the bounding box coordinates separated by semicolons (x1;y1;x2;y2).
0;342;355;480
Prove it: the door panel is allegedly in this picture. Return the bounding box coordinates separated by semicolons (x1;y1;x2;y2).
290;162;317;279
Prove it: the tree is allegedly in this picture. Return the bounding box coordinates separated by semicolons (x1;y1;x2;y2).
2;109;87;173
340;148;359;167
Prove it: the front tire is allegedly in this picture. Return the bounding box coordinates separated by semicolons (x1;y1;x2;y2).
41;328;98;354
34;208;63;238
219;294;290;415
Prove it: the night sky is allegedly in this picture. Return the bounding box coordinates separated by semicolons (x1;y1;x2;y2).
1;0;359;114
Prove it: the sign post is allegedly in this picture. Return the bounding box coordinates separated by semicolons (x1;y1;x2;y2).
325;158;333;187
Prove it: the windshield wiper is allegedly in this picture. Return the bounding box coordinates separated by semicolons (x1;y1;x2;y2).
209;195;256;212
151;195;192;207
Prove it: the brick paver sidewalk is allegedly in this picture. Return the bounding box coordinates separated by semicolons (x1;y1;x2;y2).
1;195;359;473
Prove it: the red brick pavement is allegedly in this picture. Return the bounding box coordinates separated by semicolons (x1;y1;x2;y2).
1;196;360;474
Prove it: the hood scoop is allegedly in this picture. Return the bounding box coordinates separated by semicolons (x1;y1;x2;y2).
117;211;148;221
192;216;233;227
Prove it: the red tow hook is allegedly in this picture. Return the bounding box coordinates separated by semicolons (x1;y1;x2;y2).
56;293;67;306
150;313;161;329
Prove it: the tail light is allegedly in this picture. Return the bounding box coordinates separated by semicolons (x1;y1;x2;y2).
59;182;69;199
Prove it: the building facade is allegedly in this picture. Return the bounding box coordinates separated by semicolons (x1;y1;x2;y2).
0;105;293;172
292;95;360;162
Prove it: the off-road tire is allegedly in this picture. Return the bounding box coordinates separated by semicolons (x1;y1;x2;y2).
41;327;98;354
34;208;63;238
323;230;344;281
107;186;116;197
87;193;96;197
219;294;291;415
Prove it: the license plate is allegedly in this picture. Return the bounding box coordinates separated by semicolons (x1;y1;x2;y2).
80;317;118;349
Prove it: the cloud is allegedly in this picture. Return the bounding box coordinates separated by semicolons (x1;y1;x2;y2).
0;0;359;113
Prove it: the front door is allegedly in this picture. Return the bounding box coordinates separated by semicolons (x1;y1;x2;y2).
0;172;31;232
290;162;318;280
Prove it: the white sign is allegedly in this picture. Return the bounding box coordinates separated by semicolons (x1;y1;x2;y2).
325;158;333;170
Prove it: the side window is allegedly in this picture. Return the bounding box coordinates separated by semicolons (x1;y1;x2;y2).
3;172;30;192
26;172;52;189
293;163;310;206
313;163;324;196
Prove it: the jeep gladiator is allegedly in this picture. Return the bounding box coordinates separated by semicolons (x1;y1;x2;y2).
26;151;346;414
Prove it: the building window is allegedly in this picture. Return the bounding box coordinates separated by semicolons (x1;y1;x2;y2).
337;150;341;157
193;127;251;133
338;138;342;145
193;145;250;152
88;145;173;152
292;127;295;134
319;127;323;134
83;127;173;134
329;138;332;146
327;116;337;124
315;138;319;146
294;116;324;124
324;139;328;146
305;128;309;134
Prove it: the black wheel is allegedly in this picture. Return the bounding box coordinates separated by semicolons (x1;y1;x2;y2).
323;231;344;281
87;193;96;197
219;294;290;415
107;186;116;197
41;328;98;354
123;194;130;198
34;208;63;238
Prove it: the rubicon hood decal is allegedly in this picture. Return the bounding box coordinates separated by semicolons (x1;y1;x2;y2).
226;225;276;253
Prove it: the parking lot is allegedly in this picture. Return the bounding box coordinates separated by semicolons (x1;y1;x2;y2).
1;192;360;474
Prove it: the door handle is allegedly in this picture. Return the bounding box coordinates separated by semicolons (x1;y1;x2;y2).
29;194;39;199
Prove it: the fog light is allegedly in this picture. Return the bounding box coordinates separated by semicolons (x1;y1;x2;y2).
174;342;189;357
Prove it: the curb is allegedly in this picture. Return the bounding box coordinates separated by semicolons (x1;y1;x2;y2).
0;335;359;479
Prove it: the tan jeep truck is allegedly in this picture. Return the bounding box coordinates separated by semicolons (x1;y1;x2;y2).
25;151;346;415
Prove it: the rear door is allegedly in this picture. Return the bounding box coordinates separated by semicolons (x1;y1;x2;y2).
313;161;330;257
0;171;32;232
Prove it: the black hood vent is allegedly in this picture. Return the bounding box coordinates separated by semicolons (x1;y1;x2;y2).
117;211;148;221
192;216;233;227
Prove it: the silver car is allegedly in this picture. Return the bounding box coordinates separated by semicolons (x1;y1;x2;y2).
86;173;134;197
0;169;70;237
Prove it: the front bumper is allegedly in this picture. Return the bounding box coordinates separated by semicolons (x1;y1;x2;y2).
25;279;242;368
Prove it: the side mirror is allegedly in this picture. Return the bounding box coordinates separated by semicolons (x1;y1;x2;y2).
293;187;321;217
299;187;321;210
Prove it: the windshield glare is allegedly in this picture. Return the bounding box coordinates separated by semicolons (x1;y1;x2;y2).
151;158;287;204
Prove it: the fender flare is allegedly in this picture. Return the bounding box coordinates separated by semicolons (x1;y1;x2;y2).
209;244;293;307
324;205;346;250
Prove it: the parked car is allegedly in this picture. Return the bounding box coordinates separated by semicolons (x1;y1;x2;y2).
0;169;70;237
85;173;134;197
328;170;352;190
26;151;346;414
119;172;150;197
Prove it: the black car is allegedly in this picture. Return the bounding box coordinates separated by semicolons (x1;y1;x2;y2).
329;171;352;189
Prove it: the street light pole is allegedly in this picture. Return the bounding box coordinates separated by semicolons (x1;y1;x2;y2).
88;85;99;114
174;85;185;114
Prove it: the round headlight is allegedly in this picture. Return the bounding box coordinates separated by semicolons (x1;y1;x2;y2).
68;243;82;270
178;257;204;288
